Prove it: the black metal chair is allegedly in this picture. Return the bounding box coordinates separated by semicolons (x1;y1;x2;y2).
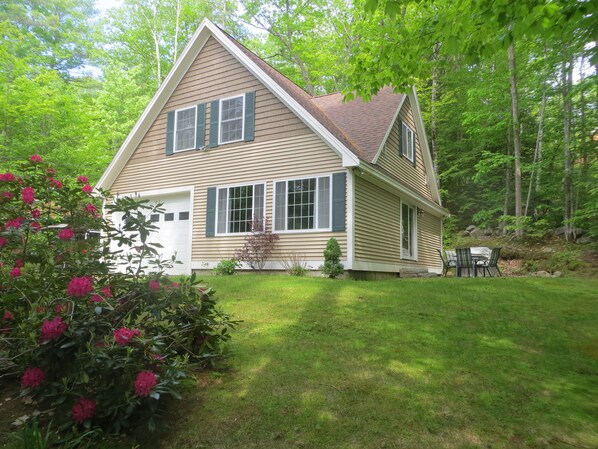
437;249;456;277
455;247;476;277
477;247;502;277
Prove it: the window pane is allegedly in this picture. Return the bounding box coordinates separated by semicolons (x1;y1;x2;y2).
317;177;330;229
287;178;315;230
175;107;196;151
220;96;244;143
274;182;286;231
217;188;227;234
228;185;253;233
402;204;414;257
179;211;189;221
164;213;174;221
254;184;264;226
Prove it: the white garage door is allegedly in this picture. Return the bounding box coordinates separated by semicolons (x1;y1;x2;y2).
111;191;192;276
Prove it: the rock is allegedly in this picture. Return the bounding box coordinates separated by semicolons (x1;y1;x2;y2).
483;228;494;236
461;231;470;237
552;271;563;278
531;271;551;277
554;226;566;236
470;228;485;238
466;225;476;232
572;228;585;237
577;236;593;244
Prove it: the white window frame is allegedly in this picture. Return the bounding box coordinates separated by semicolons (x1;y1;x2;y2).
401;122;415;163
214;181;266;236
273;174;333;234
218;94;245;145
400;201;417;260
174;106;197;152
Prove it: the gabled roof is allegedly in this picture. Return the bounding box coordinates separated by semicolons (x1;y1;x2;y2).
97;18;444;213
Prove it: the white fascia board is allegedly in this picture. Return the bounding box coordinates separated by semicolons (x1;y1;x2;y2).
97;19;214;190
372;94;406;164
359;164;449;217
206;22;360;168
409;86;442;205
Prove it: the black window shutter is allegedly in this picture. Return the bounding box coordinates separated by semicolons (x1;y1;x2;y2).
331;172;346;232
206;187;217;237
398;121;403;157
209;100;219;148
244;91;255;142
166;111;175;155
196;103;206;149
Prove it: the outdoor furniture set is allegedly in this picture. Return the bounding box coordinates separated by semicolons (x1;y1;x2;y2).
437;246;502;278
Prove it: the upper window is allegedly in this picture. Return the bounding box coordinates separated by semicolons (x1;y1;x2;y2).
175;107;196;152
401;202;416;259
274;176;331;232
216;183;265;234
219;95;244;144
401;122;415;162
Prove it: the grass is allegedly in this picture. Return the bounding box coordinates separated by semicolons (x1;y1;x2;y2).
131;276;598;449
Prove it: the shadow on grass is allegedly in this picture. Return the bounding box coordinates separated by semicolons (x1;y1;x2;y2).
141;277;598;449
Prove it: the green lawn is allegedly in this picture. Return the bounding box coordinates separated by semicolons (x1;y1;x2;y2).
128;276;598;449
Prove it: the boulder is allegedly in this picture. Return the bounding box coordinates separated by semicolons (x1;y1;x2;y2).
554;226;566;236
466;225;476;232
530;271;552;277
461;231;470;237
469;228;485;238
552;271;563;278
577;236;593;244
483;228;494;236
573;228;585;237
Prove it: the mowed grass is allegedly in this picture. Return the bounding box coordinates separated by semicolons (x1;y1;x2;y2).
135;276;597;449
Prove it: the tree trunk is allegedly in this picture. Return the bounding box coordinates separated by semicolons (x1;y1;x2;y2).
501;127;512;236
508;41;523;237
525;83;547;216
173;0;181;64
430;41;441;185
562;60;574;241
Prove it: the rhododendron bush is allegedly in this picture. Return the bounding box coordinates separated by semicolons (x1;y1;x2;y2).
0;156;236;437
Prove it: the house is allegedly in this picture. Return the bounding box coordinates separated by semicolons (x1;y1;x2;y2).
97;19;449;277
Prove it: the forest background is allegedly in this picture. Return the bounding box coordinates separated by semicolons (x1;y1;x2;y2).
1;0;596;240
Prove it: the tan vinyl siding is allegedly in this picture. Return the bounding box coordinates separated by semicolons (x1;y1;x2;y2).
129;36;310;165
111;134;346;263
354;175;441;270
376;97;433;201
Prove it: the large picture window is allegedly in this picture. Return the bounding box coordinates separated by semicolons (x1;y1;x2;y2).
274;176;331;231
219;95;244;144
401;202;416;259
401;122;415;162
216;183;264;234
175;107;196;152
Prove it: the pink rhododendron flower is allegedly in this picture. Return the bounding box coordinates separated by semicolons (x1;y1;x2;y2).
21;367;45;388
134;370;157;397
29;154;43;163
58;228;75;240
72;397;96;424
67;276;93;297
0;172;16;182
100;286;113;297
3;311;13;320
48;178;63;189
45;167;56;176
84;203;97;213
76;176;88;184
2;191;13;200
40;316;67;341
5;217;24;229
30;221;41;232
0;237;6;247
113;328;141;346
31;208;41;218
9;267;21;278
149;280;160;291
21;187;35;204
14;259;23;268
55;303;66;313
82;184;93;193
90;294;103;303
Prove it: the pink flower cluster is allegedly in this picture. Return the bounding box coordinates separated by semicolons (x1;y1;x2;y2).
134;370;157;397
21;187;35;204
82;184;93;194
113;328;141;346
0;237;6;248
48;178;63;189
2;191;13;200
58;228;75;240
76;176;88;184
40;316;68;341
0;172;16;182
67;276;93;297
30;154;43;163
149;280;160;291
31;208;41;218
10;267;21;278
72;397;96;424
5;217;24;229
21;367;45;388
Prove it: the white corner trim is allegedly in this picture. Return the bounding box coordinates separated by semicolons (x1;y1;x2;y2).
409;87;442;206
346;169;355;270
372;94;407;164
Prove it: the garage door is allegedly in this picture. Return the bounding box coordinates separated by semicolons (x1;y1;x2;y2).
111;192;192;276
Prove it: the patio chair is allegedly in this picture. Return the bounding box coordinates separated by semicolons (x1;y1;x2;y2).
437;249;456;277
477;247;502;277
455;247;476;277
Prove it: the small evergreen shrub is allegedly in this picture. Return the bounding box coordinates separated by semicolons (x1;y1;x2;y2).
213;259;240;275
0;156;237;441
234;217;279;272
320;238;344;278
